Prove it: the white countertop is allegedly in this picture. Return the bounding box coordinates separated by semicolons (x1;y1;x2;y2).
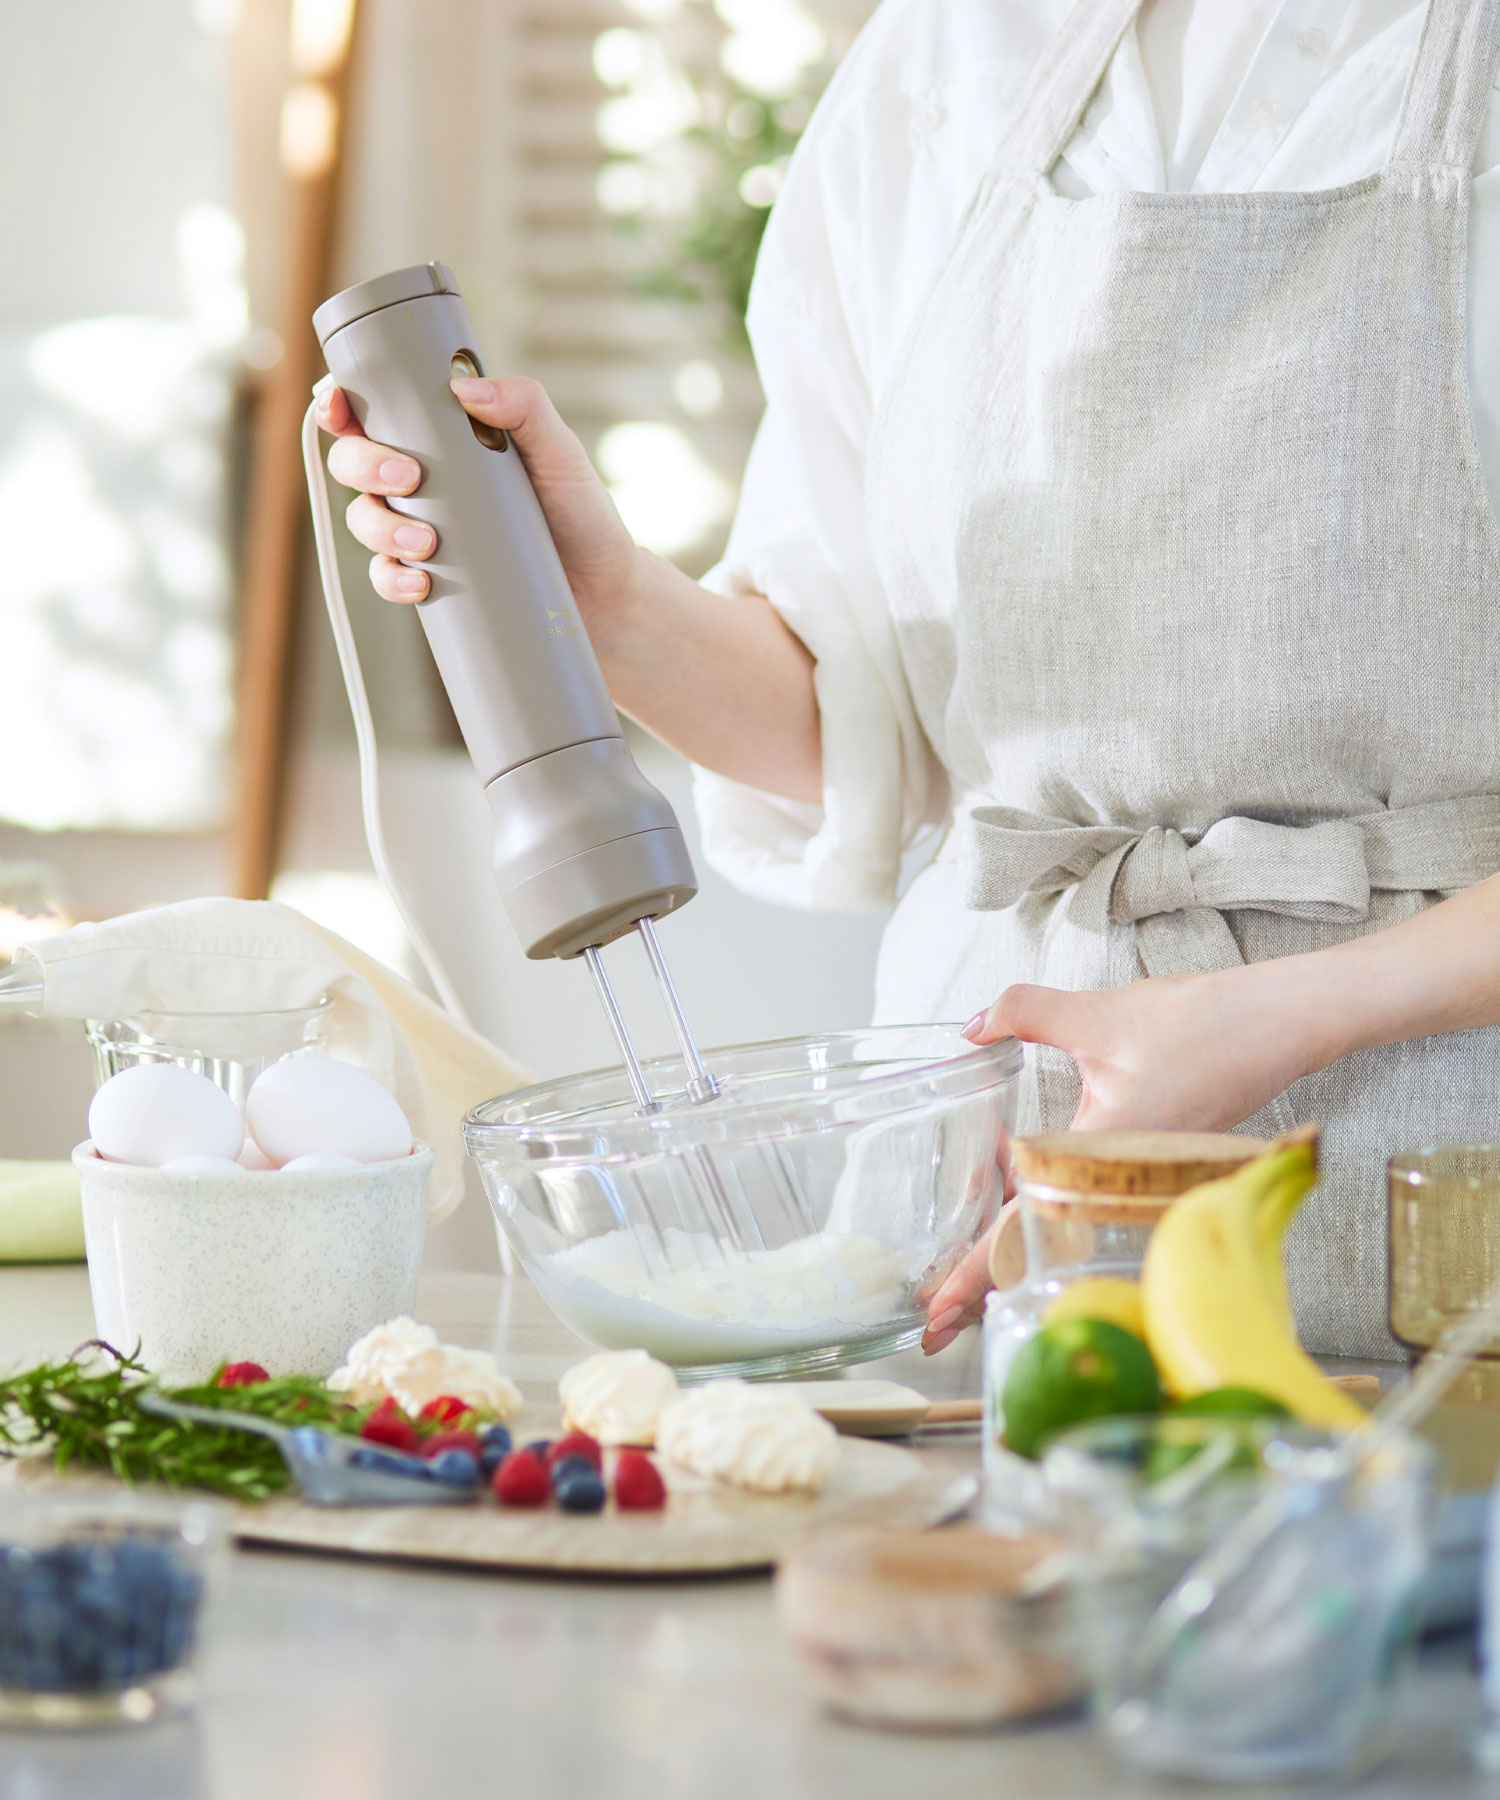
0;1266;1487;1800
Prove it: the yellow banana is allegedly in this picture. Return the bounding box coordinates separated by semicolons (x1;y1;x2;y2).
1141;1128;1368;1432
1252;1170;1297;1335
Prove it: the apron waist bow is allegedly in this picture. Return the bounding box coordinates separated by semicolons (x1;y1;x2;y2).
963;794;1500;976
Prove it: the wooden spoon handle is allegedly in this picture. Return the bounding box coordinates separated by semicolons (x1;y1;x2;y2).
916;1381;1375;1431
922;1398;985;1425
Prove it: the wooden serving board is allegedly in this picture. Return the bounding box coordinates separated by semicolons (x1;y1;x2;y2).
233;1440;974;1576
10;1443;976;1579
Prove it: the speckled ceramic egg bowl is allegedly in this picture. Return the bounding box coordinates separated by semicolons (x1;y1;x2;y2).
72;1142;433;1383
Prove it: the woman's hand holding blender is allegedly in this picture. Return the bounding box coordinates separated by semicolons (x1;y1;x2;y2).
318;378;823;807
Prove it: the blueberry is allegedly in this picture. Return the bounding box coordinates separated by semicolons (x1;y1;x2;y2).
479;1425;512;1477
349;1444;428;1478
554;1471;607;1514
0;1533;202;1692
549;1455;595;1490
427;1449;480;1489
524;1439;553;1461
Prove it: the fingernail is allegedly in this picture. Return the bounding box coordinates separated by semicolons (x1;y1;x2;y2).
393;524;433;553
923;1327;961;1356
397;572;427;594
380;457;420;488
961;1013;987;1041
927;1304;963;1335
450;376;491;400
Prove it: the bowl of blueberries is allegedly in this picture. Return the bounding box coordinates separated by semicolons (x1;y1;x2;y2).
0;1489;223;1728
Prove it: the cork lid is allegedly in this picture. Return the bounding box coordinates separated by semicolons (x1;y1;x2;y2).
1013;1130;1271;1199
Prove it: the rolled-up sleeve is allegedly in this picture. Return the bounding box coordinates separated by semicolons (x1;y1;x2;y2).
692;44;945;913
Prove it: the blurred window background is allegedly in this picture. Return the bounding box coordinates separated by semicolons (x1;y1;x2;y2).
0;0;881;1269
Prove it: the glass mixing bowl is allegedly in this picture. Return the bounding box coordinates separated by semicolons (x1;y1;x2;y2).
464;1025;1023;1379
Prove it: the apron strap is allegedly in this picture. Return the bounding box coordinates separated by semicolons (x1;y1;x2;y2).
992;0;1145;176
961;792;1500;977
1388;0;1500;172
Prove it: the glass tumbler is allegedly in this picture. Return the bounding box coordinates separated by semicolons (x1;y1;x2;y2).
85;1004;330;1111
0;1489;224;1729
1390;1146;1500;1362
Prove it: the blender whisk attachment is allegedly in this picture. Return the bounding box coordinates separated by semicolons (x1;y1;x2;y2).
582;918;719;1114
635;918;720;1105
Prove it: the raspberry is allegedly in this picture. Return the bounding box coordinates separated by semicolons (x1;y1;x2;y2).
216;1362;270;1388
545;1433;602;1472
421;1429;484;1463
359;1398;419;1455
613;1450;666;1511
493;1450;549;1507
417;1395;469;1425
548;1432;602;1470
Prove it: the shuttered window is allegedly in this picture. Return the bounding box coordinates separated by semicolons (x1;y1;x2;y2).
512;1;876;574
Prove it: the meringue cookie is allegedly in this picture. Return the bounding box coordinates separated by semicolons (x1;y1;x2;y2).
655;1379;839;1495
328;1315;522;1420
558;1348;679;1446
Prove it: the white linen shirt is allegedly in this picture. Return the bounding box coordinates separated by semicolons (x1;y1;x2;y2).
694;0;1500;912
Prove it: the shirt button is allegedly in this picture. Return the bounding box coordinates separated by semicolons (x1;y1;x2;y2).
1293;26;1329;59
1249;95;1286;127
911;91;947;134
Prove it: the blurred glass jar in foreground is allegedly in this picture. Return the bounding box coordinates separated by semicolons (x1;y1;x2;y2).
0;1490;223;1729
1044;1414;1434;1784
982;1131;1269;1522
776;1526;1083;1731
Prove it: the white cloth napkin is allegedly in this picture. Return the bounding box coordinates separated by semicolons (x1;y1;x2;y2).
12;898;532;1221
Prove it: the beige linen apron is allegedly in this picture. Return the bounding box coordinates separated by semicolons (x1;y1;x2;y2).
866;0;1500;1357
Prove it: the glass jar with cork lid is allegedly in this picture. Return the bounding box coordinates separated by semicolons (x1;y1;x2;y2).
981;1130;1269;1525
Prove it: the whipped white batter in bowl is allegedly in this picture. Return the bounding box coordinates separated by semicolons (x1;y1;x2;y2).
464;1026;1022;1379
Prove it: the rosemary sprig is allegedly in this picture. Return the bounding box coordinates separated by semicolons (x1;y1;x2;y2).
0;1342;363;1502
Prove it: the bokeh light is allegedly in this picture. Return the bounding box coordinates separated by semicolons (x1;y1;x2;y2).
598;422;734;557
674;360;725;417
716;0;826;98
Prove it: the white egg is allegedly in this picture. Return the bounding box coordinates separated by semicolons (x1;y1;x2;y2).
245;1057;413;1167
238;1140;276;1171
161;1154;246;1175
279;1152;361;1173
88;1064;245;1168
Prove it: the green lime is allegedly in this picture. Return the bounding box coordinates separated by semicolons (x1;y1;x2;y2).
1145;1389;1292;1483
1001;1318;1162;1461
1166;1387;1292;1422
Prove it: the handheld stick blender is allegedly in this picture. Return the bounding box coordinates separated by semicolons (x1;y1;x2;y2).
305;261;717;1112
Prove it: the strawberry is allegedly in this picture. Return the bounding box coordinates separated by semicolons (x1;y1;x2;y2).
360;1396;419;1455
493;1449;549;1507
417;1394;469;1425
545;1432;602;1472
216;1361;270;1388
613;1450;666;1511
421;1429;484;1462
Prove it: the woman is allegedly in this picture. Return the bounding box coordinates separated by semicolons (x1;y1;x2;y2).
323;0;1500;1361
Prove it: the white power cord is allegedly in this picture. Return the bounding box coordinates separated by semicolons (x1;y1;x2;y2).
301;396;472;1027
304;395;519;1275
